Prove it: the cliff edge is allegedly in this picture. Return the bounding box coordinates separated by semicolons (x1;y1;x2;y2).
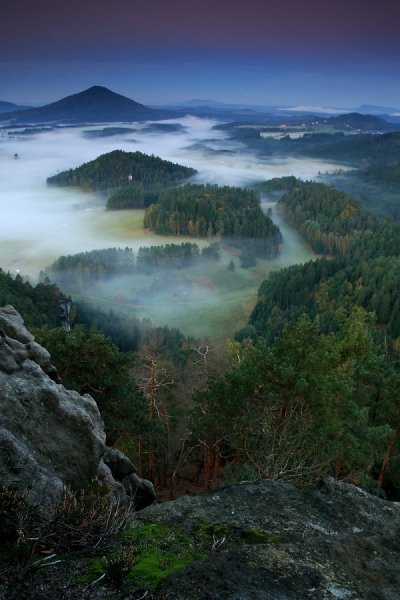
0;305;154;510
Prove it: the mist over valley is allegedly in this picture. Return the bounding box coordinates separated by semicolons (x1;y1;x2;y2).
0;114;348;337
3;2;400;593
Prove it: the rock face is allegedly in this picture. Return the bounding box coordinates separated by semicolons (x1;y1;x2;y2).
138;477;400;600
0;305;154;509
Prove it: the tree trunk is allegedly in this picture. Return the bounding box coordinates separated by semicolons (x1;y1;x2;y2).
378;432;398;489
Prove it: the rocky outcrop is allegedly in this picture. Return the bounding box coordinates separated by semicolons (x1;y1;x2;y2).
0;305;154;509
138;477;400;600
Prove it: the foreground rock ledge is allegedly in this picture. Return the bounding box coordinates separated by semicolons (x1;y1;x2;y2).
137;477;400;599
0;305;154;509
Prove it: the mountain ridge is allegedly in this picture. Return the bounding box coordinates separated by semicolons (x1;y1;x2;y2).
0;100;32;114
0;86;161;124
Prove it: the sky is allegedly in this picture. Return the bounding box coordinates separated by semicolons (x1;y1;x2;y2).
1;0;399;108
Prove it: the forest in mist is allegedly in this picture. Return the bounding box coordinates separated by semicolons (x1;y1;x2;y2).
2;102;400;502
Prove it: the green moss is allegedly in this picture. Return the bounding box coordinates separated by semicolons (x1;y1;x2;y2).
71;521;284;592
88;557;104;573
193;522;231;538
128;547;202;589
241;528;282;544
265;532;283;544
123;523;171;541
75;557;105;584
121;523;205;589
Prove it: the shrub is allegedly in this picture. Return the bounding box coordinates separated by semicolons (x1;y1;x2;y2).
0;483;43;546
43;480;133;555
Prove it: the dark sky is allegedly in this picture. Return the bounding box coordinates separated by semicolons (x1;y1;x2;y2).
1;0;399;107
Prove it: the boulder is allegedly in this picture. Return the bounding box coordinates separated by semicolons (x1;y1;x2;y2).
122;472;156;510
137;477;400;599
103;446;137;480
0;305;154;509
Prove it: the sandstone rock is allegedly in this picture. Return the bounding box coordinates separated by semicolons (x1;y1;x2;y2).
0;358;106;493
0;306;34;344
122;472;156;510
103;447;137;480
137;478;400;600
102;446;155;508
0;428;64;507
0;305;154;510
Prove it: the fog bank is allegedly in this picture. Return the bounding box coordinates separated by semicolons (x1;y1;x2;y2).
0;116;348;335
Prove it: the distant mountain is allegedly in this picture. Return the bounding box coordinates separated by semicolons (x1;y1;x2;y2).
279;104;349;115
0;86;160;124
177;98;224;107
356;104;400;116
172;98;283;112
0;100;32;114
326;112;396;132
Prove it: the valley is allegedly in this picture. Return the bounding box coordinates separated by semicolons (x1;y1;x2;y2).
1;117;347;338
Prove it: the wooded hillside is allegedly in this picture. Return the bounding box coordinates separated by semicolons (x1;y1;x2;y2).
47;150;197;194
144;184;282;259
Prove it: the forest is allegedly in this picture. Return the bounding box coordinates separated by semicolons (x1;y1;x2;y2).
319;161;400;223
277;181;375;255
144;184;282;260
5;119;400;502
4;172;400;500
46;149;197;195
42;242;221;292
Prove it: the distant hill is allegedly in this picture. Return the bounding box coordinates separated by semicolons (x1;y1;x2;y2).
0;86;160;124
47;149;197;208
0;100;32;114
326;112;395;132
356;104;400;115
307;131;400;165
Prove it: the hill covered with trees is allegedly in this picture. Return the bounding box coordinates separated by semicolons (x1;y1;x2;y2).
218;121;400;167
47;150;197;200
277;181;375;255
306;131;400;165
144;184;282;261
320;160;400;222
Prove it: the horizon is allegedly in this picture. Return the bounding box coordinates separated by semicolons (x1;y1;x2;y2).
1;0;399;108
5;84;400;114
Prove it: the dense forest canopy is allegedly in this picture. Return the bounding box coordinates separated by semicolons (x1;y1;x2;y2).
46;150;197;194
321;161;400;223
278;181;374;255
5;115;400;502
225;177;400;495
0;269;64;328
352;160;400;192
248;179;400;341
144;184;282;259
192;308;391;487
106;188;159;209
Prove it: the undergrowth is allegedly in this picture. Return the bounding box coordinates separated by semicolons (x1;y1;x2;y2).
0;480;283;596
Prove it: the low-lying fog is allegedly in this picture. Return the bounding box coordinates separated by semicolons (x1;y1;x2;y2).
0;116;348;336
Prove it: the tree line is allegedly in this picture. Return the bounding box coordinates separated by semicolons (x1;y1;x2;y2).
42;242;221;291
